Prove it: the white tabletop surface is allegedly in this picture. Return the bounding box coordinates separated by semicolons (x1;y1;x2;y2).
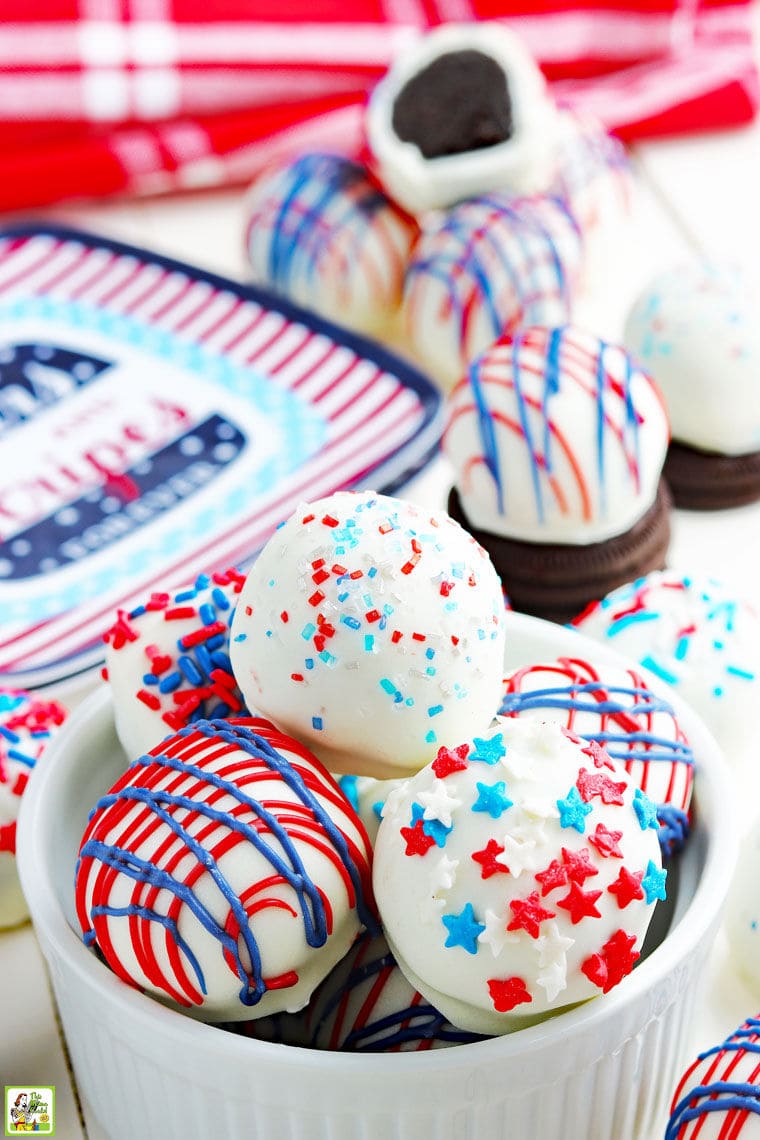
4;62;760;1138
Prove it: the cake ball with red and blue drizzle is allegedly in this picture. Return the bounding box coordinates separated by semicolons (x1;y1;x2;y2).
103;567;249;762
229;490;506;780
1;688;68;927
572;570;760;757
444;325;671;623
403;196;583;390
373;716;665;1035
551;110;633;245
303;928;483;1051
665;1016;760;1138
501;656;694;857
243;152;419;338
75;717;375;1022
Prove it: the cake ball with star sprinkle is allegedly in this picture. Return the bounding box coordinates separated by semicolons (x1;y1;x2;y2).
572;569;760;757
229;490;506;779
373;716;664;1035
104;567;249;761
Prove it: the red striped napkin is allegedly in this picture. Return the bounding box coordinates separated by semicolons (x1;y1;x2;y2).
0;0;756;211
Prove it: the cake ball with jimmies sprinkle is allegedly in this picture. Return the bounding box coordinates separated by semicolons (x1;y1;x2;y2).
104;567;249;762
229;490;506;779
373;716;664;1035
573;569;760;757
0;688;68;927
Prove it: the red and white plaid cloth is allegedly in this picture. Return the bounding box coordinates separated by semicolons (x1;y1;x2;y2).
0;0;756;211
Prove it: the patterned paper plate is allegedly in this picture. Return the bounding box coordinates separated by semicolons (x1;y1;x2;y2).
0;224;443;689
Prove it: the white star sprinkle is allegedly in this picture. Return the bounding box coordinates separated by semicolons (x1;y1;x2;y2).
429;852;459;896
477;908;517;958
536;958;568;1003
536;921;574;969
418;782;463;829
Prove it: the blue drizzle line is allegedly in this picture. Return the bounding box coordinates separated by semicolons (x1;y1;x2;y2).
80;719;374;1008
665;1018;760;1139
468;356;503;512
656;804;690;859
499;682;695;767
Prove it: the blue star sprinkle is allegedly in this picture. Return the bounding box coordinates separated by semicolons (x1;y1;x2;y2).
442;902;485;954
633;788;660;831
411;802;452;848
471;780;513;819
469;733;506;765
556;786;593;832
641;860;667;904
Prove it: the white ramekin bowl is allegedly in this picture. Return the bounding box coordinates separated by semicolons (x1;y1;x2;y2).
17;613;737;1140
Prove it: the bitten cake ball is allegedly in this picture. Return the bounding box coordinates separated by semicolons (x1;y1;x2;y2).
75;718;375;1022
365;22;561;213
403;196;582;390
666;1016;760;1138
304;928;483;1051
573;570;760;756
501;655;694;856
374;716;664;1035
625;263;760;509
1;689;68;927
229;491;507;779
444;327;671;622
243;152;419;336
103;568;248;761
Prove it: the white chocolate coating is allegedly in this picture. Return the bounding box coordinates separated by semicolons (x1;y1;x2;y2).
374;716;664;1035
75;718;374;1022
624;263;760;457
666;1017;760;1138
573;569;760;757
0;689;68;928
104;568;248;763
551;109;632;241
725;815;760;998
501;655;694;826
404;198;583;389
229;490;507;779
443;326;669;544
244;152;418;336
366;23;561;214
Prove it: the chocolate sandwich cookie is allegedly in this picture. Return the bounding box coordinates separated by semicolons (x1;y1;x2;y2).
663;441;760;510
448;479;672;624
442;326;672;624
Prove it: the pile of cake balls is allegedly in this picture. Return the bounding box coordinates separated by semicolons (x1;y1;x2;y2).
71;487;703;1050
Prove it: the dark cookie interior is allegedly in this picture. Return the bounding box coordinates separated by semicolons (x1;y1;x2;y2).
391;49;513;159
448;479;672;625
664;440;760;510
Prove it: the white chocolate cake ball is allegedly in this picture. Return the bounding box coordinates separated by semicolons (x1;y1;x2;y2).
501;655;694;856
573;570;760;756
444;327;669;545
625;263;760;458
1;689;68;928
244;152;418;336
666;1016;760;1138
374;716;664;1035
404;197;582;389
104;568;248;762
75;718;375;1022
366;22;561;214
725;815;760;997
551;110;632;242
229;491;506;779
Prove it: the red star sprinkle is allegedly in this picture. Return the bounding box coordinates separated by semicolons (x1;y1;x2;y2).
556;882;602;924
561;847;599;884
487;976;533;1012
581;739;616;771
471;839;509;879
607;867;645;908
581;930;639;993
534;858;569;896
507;892;555;939
432;743;470;778
588;822;625;859
400;819;436;857
576;768;627;805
